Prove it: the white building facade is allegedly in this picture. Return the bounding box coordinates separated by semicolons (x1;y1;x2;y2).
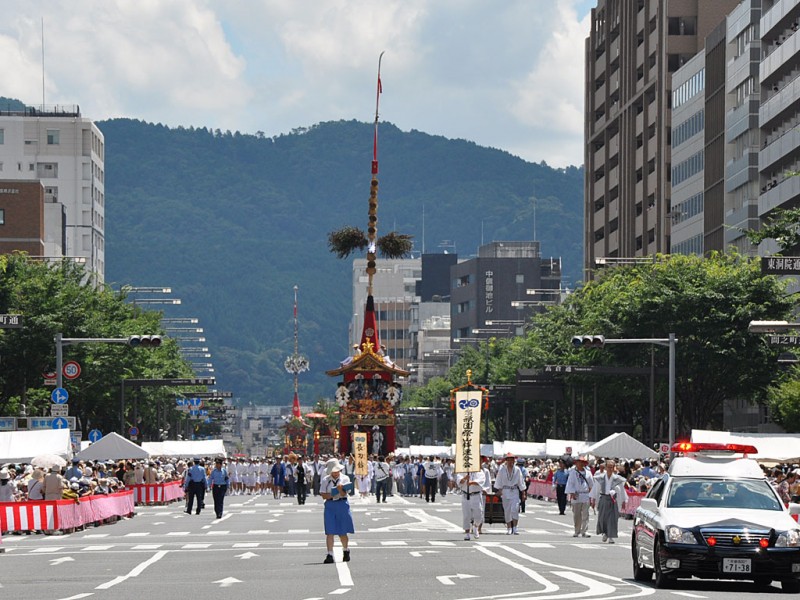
0;105;105;282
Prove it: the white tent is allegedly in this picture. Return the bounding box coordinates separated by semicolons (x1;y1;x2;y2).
544;438;593;458
409;444;453;458
585;432;658;460
0;429;72;463
141;439;226;458
691;429;800;462
75;432;149;461
493;441;547;458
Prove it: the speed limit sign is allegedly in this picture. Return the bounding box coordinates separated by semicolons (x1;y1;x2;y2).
63;361;81;380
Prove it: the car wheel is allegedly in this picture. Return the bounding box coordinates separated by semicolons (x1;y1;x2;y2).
653;539;674;589
781;579;800;593
631;533;653;582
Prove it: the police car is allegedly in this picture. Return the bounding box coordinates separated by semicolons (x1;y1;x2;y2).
632;442;800;592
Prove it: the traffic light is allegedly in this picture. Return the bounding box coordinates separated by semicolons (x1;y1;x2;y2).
571;335;605;349
128;335;162;348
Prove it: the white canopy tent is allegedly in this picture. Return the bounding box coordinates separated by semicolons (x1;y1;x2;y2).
585;432;658;460
544;438;593;458
140;439;226;459
493;441;547;458
0;429;72;463
75;432;149;461
691;429;800;462
408;445;453;458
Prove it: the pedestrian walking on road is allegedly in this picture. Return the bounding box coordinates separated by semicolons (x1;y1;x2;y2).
564;455;593;537
457;470;486;540
184;458;207;515
590;459;628;544
321;458;354;564
208;457;230;518
295;456;308;505
552;459;569;515
423;457;443;503
494;453;526;535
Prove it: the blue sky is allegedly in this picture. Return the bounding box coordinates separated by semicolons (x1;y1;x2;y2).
1;1;595;167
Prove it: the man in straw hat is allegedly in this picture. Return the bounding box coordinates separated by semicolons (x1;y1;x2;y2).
320;457;354;564
565;455;593;538
493;453;526;535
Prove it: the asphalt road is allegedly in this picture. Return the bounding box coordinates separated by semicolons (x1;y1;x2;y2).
0;491;788;599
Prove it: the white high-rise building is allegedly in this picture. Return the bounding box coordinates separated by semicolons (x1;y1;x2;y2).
0;105;105;282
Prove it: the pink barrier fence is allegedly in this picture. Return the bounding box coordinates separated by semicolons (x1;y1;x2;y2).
130;481;184;505
0;490;134;534
527;479;646;516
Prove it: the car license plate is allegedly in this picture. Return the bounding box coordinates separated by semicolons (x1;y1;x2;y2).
723;558;751;573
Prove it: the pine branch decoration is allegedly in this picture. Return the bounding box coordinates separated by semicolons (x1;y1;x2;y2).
377;232;413;259
328;227;368;259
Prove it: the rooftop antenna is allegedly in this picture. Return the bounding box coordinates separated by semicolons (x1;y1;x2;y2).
41;17;45;109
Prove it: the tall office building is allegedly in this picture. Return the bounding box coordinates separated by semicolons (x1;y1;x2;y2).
0;105;105;282
759;0;800;253
584;0;740;277
449;241;561;344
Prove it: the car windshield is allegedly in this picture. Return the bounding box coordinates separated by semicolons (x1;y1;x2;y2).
666;478;782;511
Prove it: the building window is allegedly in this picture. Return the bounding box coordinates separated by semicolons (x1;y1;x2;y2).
0;128;4;144
47;129;60;145
516;274;524;284
0;209;4;225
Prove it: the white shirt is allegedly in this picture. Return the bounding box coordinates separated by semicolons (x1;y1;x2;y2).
455;471;486;494
424;461;443;478
564;466;593;502
374;461;391;481
321;473;352;498
494;465;525;492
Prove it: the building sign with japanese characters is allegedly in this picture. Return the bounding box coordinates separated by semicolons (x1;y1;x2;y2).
485;270;494;314
455;390;482;473
762;256;800;275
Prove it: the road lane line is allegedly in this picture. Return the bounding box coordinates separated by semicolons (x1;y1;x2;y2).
671;593;707;598
95;550;168;590
474;545;558;593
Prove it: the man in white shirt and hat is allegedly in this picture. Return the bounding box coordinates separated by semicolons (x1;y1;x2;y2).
564;455;594;538
493;453;526;535
456;469;486;540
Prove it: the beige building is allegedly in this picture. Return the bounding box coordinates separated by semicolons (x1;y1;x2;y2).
584;0;740;277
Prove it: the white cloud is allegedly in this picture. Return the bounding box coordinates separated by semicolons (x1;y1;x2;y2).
0;0;592;165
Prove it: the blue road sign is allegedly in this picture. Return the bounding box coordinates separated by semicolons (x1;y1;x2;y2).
188;397;203;407
51;387;69;404
52;417;69;429
88;429;102;443
129;426;139;437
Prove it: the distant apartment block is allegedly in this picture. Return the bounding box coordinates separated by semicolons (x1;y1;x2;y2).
0;105;105;282
0;180;48;256
584;0;740;277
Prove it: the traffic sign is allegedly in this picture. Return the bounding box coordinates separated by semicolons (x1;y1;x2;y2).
52;417;69;429
51;404;69;417
659;443;670;454
88;429;102;443
51;388;69;404
129;426;139;437
63;361;81;380
42;369;57;379
0;314;23;328
27;416;76;430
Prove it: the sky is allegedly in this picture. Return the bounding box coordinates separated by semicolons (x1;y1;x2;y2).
1;0;595;168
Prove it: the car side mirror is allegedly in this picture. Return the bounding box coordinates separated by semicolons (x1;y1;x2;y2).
640;497;658;511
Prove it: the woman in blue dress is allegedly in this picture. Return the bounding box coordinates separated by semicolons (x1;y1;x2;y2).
320;458;355;564
270;458;285;499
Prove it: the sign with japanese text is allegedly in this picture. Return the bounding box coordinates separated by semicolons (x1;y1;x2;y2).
762;256;800;275
353;432;368;476
455;390;482;473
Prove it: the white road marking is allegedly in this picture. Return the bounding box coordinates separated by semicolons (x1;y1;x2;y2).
289;529;310;533
82;545;114;551
166;531;190;536
123;532;149;537
233;542;260;548
181;543;211;549
437;573;479;586
248;530;270;534
333;549;354;587
206;530;229;535
81;534;109;538
95;550;168;590
57;594;94;600
132;544;162;550
236;551;259;559
284;542;309;547
381;541;407;546
31;547;64;553
671;593;707;598
549;570;616;598
329;589;351;595
475;545;559;592
524;543;555;548
50;556;75;565
213;577;242;588
429;541;456;546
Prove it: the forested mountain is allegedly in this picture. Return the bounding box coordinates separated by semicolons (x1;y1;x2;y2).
98;118;584;406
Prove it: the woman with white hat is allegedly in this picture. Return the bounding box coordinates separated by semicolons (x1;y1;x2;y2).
0;468;18;501
320;457;354;564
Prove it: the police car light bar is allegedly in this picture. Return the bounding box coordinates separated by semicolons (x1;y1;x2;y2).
672;442;758;455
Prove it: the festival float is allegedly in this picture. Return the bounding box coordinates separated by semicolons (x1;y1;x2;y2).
326;53;411;456
283;285;310;454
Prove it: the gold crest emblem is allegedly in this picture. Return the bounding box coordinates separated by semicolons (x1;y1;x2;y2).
733;535;741;545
